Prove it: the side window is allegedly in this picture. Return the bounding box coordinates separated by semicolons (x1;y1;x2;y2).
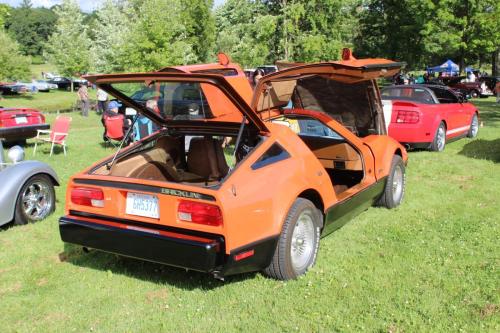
297;119;343;140
430;88;459;104
251;143;290;170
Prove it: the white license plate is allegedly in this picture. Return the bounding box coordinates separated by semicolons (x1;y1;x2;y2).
125;192;159;219
15;117;28;124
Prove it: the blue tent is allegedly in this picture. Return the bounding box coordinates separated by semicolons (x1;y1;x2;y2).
427;60;459;74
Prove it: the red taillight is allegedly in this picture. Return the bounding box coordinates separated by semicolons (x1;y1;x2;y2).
178;200;223;226
71;187;104;207
395;110;420;124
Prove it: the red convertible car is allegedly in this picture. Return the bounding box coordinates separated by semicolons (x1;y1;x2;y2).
0;107;49;143
381;85;479;151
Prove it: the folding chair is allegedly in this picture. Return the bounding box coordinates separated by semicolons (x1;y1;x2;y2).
103;114;126;147
133;115;154;141
33;115;72;156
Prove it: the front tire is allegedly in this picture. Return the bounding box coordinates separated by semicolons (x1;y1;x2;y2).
378;155;406;209
471;90;479;98
264;198;321;280
14;174;55;225
467;113;479;138
430;122;446;152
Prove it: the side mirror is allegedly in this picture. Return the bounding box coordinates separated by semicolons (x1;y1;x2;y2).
7;145;25;163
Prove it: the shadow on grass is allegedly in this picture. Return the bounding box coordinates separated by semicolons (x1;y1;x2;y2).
459;138;500;163
61;243;257;289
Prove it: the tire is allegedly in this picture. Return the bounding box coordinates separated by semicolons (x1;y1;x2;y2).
263;198;322;280
467;113;479;138
377;155;406;209
14;174;55;225
430;122;446;152
471;90;479;98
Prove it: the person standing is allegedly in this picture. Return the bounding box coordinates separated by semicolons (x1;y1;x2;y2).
77;83;89;117
96;88;108;114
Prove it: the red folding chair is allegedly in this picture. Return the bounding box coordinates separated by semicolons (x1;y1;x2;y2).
34;115;72;156
103;114;126;147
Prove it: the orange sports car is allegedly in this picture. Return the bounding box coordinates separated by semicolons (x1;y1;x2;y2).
59;52;408;280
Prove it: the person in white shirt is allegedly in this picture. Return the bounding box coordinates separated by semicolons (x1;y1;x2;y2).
96;88;108;114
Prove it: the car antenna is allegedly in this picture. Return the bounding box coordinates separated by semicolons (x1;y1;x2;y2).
106;114;140;170
229;115;246;171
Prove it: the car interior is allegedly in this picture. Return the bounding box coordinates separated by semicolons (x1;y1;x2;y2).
92;132;261;187
271;115;364;195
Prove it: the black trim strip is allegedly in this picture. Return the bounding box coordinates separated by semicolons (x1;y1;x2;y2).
323;177;387;236
73;178;216;201
251;142;291;170
69;210;223;240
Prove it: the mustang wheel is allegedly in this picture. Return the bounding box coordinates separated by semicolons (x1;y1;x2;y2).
430;122;446;152
378;155;406;209
467;113;479;138
264;198;321;280
14;174;55;225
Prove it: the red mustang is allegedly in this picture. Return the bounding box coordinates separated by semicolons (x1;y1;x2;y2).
381;85;479;151
0;107;49;144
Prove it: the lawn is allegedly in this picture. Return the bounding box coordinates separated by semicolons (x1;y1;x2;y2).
0;99;499;332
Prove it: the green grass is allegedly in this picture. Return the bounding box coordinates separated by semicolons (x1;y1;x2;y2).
0;90;79;113
1;99;499;332
30;63;58;80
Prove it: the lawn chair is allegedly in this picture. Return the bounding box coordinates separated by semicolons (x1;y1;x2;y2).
33;115;72;156
103;114;127;147
133;115;154;141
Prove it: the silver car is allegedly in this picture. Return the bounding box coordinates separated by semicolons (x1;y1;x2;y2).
0;140;59;226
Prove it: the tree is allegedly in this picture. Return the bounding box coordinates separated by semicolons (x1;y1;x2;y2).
180;0;216;62
20;0;32;9
6;7;57;56
215;0;277;67
0;30;31;81
45;0;91;86
0;4;10;29
121;0;196;71
90;0;131;73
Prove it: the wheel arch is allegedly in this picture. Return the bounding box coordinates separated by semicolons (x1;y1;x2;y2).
297;189;325;228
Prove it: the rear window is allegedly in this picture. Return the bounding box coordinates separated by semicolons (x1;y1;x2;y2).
109;80;244;123
381;87;434;104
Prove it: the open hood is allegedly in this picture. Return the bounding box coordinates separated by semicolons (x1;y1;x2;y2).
252;59;404;113
84;72;269;134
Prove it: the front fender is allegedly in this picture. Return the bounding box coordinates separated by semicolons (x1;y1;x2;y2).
0;161;59;226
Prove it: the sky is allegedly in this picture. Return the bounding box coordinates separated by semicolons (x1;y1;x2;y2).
0;0;226;12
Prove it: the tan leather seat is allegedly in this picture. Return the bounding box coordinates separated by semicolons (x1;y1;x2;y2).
186;137;229;181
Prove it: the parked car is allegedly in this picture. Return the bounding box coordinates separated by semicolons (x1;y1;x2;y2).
47;77;86;91
381;85;479;151
0;82;28;95
444;76;491;98
0;141;58;226
59;54;407;280
0;107;50;143
17;80;57;93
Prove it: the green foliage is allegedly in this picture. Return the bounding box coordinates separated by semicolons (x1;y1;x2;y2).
0;4;10;29
45;0;91;77
90;0;131;73
180;0;216;62
355;0;500;71
0;30;31;81
6;7;57;56
120;0;196;71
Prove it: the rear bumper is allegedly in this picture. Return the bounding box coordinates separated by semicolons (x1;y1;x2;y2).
59;216;224;272
0;123;49;141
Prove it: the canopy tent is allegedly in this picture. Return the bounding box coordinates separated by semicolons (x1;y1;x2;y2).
465;66;477;73
427;60;459;74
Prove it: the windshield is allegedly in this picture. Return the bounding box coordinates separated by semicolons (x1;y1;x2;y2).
109;80;244;123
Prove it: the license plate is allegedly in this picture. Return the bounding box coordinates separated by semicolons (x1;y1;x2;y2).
15;117;28;124
125;192;159;219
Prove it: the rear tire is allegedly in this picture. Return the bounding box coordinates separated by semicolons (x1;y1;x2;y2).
430;122;446;152
263;198;321;280
378;155;406;209
467;113;479;138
